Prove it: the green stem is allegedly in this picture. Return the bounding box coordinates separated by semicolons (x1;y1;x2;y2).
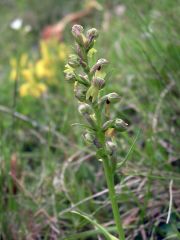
103;156;125;240
93;105;125;240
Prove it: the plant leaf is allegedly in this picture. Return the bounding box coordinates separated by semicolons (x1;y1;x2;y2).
117;128;141;169
71;210;118;240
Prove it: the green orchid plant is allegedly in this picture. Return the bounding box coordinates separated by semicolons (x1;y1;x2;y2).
64;24;127;240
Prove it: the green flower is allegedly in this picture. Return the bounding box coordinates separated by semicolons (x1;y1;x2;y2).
65;72;76;83
68;54;80;68
99;92;121;105
64;64;74;74
87;48;97;58
90;58;108;74
102;119;128;132
86;77;105;102
102;120;114;131
83;131;96;144
106;141;117;155
74;83;87;102
78;103;93;115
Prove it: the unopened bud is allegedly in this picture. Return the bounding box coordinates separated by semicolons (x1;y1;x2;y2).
106;141;117;155
86;28;99;50
68;54;80;68
90;58;108;74
102;120;114;131
78;103;92;115
72;25;85;46
74;84;87;102
114;119;128;132
87;28;98;41
72;24;83;37
83;132;95;144
65;72;76;83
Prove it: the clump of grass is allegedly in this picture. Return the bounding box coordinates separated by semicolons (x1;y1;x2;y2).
64;24;130;239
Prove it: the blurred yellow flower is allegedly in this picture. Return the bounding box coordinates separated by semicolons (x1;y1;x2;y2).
58;43;69;61
20;53;28;67
10;39;70;98
21;68;34;83
35;59;54;78
9;54;28;81
40;40;50;60
10;68;17;81
19;82;47;97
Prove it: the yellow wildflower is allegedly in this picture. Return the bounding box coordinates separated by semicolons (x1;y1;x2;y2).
20;53;28;67
40;40;50;60
58;43;69;61
21;68;34;83
9;58;18;81
32;83;47;97
35;59;54;79
19;82;30;97
19;82;47;97
9;54;28;81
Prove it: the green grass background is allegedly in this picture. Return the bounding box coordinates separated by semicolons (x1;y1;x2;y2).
0;0;179;239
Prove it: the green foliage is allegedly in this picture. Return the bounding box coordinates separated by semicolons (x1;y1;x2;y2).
0;0;179;239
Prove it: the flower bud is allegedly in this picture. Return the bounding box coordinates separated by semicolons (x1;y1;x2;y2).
114;119;128;132
68;54;80;68
83;131;95;144
75;43;84;59
92;77;105;90
90;58;108;74
72;24;83;36
72;25;85;46
106;141;117;155
65;72;76;83
74;84;87;102
86;28;99;50
87;28;98;41
78;103;92;115
102;120;114;131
